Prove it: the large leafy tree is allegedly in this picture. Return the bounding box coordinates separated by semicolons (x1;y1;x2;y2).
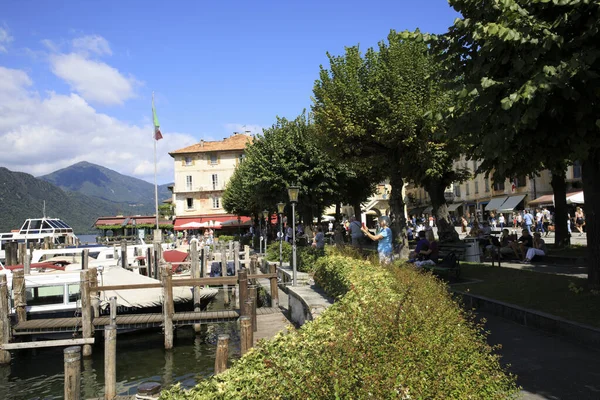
313;30;468;248
439;0;600;286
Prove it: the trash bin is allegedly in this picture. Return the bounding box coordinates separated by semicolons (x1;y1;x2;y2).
464;238;481;262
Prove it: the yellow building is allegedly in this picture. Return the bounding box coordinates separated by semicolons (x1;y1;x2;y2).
168;133;252;228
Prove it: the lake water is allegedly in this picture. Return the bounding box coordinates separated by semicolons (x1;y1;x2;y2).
0;292;240;399
77;234;100;245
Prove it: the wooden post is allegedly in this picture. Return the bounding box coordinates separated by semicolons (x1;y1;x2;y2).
18;242;26;265
240;316;253;355
81;249;89;270
104;325;117;400
146;247;153;278
0;274;11;365
23;245;31;275
120;240;128;269
190;241;201;333
244;245;250;268
12;270;27;324
161;264;174;350
113;245;118;260
233;241;240;275
249;255;258;284
110;296;117;324
80;269;93;357
214;334;229;374
238;269;248;316
153;243;161;279
89;267;100;318
249;285;257;332
269;263;279;307
222;248;229;305
202;246;209;277
64;346;81;400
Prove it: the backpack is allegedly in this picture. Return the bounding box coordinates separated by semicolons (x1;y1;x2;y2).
438;251;458;269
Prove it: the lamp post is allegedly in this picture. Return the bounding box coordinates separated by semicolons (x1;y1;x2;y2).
263;210;269;253
258;215;262;254
277;202;285;269
287;185;300;286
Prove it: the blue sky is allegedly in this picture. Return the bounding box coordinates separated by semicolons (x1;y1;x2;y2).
0;0;459;183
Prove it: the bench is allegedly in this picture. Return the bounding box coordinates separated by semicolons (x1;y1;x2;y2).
422;242;466;279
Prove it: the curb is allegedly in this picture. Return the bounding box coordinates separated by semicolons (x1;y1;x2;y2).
453;290;600;350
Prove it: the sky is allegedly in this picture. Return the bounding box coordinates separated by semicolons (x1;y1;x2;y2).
0;0;459;184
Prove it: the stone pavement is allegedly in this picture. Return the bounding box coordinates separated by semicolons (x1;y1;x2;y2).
481;311;600;400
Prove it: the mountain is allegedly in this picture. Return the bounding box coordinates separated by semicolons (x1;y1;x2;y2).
0;167;123;233
39;161;172;213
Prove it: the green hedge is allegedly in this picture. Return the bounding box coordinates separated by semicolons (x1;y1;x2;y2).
265;241;292;263
161;253;518;399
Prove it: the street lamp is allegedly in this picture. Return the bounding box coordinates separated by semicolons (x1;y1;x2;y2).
262;210;269;253
287;185;300;286
277;202;286;269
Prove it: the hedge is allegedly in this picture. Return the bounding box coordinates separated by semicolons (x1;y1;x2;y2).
161;253;519;399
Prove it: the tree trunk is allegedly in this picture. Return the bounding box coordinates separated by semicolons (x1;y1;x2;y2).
425;181;460;243
335;203;341;222
550;171;570;248
352;199;362;220
389;169;409;259
582;151;600;288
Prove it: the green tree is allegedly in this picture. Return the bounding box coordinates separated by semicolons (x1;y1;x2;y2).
439;0;600;285
313;30;467;248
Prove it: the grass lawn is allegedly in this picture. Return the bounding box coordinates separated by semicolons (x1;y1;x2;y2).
452;264;600;328
546;245;588;257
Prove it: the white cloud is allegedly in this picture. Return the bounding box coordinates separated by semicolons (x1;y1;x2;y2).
0;27;14;53
0;66;197;183
72;35;112;56
49;53;137;105
224;123;264;136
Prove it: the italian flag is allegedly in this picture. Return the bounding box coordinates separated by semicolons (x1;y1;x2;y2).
152;98;163;141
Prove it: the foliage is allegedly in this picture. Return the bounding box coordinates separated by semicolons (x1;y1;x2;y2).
296;246;324;273
161;253;518;399
265;241;292;263
216;235;234;243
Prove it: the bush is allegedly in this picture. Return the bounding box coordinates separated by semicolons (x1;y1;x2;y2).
161;252;519;399
296;246;324;273
216;235;234;243
265;241;292;262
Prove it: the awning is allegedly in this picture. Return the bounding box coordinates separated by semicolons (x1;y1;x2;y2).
174;218;202;231
567;191;584;204
447;203;462;212
220;217;252;227
485;196;508;211
497;195;526;213
528;194;554;206
423;206;433;214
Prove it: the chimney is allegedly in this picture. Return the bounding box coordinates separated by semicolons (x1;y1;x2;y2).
200;139;204;148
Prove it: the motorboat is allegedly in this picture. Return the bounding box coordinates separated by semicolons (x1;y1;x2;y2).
0;217;79;251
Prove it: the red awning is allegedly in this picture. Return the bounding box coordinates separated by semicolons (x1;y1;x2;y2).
174;215;239;230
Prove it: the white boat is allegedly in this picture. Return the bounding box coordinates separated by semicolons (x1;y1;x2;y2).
0;217;79;250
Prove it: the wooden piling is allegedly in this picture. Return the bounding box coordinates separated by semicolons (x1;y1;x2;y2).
161;264;174;350
214;334;230;374
113;245;118;260
240;316;253;355
249;255;258;284
202;246;209;277
81;249;89;270
12;270;27;324
104;325;117;400
269;263;279;307
249;286;257;332
233;242;240;275
153;243;161;279
120;240;128;269
238;269;248;316
89;267;100;318
244;245;250;268
222;248;229;305
146;247;153;278
190;241;201;333
80;269;93;357
0;274;11;365
110;296;117;324
23;245;31;275
18;242;26;265
64;346;81;400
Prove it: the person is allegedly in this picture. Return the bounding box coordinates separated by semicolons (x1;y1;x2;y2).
348;216;364;249
523;210;534;233
406;224;415;241
414;230;439;268
409;231;430;261
567;213;572;235
509;229;533;260
516;212;523;230
285;224;293;243
361;216;393;264
535;208;544;234
460;216;468;233
189;234;199;247
312;226;325;251
523;232;547;263
574;207;585;235
328;221;334;233
498;213;505;229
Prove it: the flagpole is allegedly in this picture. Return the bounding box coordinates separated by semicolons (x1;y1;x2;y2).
153;92;159;234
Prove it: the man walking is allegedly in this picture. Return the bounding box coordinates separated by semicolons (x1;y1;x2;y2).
349;216;364;249
523;210;534;234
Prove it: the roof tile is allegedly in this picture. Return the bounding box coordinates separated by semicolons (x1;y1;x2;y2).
169;133;253;156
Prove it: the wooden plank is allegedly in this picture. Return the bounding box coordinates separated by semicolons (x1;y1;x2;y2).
1;338;95;350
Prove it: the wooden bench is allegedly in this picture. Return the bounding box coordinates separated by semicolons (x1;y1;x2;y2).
423;242;467;279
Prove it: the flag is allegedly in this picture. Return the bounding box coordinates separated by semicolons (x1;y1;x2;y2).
152;97;163;141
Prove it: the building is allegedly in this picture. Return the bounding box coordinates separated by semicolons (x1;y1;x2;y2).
168;133;253;230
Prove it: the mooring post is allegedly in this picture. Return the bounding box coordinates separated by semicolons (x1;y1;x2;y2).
244;245;250;268
110;296;117;324
81;249;89;270
233;241;240;276
89;267;100;318
145;247;153;278
249;255;258;284
23;246;31;275
120;240;128;269
214;334;230;374
80;269;93;357
64;346;81;400
0;274;12;364
240;316;253;355
153;243;161;279
238;269;248;316
18;242;26;265
12;270;27;324
113;244;118;260
221;248;230;305
104;324;117;400
269;263;279;307
202;246;209;277
248;286;257;332
190;241;201;333
161;264;174;350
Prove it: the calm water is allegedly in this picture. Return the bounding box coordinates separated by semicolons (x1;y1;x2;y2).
0;293;241;399
77;234;100;245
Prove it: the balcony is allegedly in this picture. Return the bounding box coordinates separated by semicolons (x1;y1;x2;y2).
173;184;225;194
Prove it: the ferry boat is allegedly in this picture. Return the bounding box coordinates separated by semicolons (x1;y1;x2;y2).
0;217;78;252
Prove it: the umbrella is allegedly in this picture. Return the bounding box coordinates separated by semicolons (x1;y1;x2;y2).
180;221;203;229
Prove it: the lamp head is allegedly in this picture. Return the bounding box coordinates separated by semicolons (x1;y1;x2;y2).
263;210;269;219
277;202;286;214
287;185;300;203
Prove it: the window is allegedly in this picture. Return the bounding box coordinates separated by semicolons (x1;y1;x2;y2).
573;161;582;179
210;154;218;165
493;180;505;191
238;153;245;163
472;160;477;172
26;285;65;306
212;197;220;209
186;175;193;191
212;174;219;190
186;198;194;209
484;178;490;192
474;181;479;194
184;156;193;166
68;284;80;303
513;175;527;188
454;183;461;197
465;183;470;196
